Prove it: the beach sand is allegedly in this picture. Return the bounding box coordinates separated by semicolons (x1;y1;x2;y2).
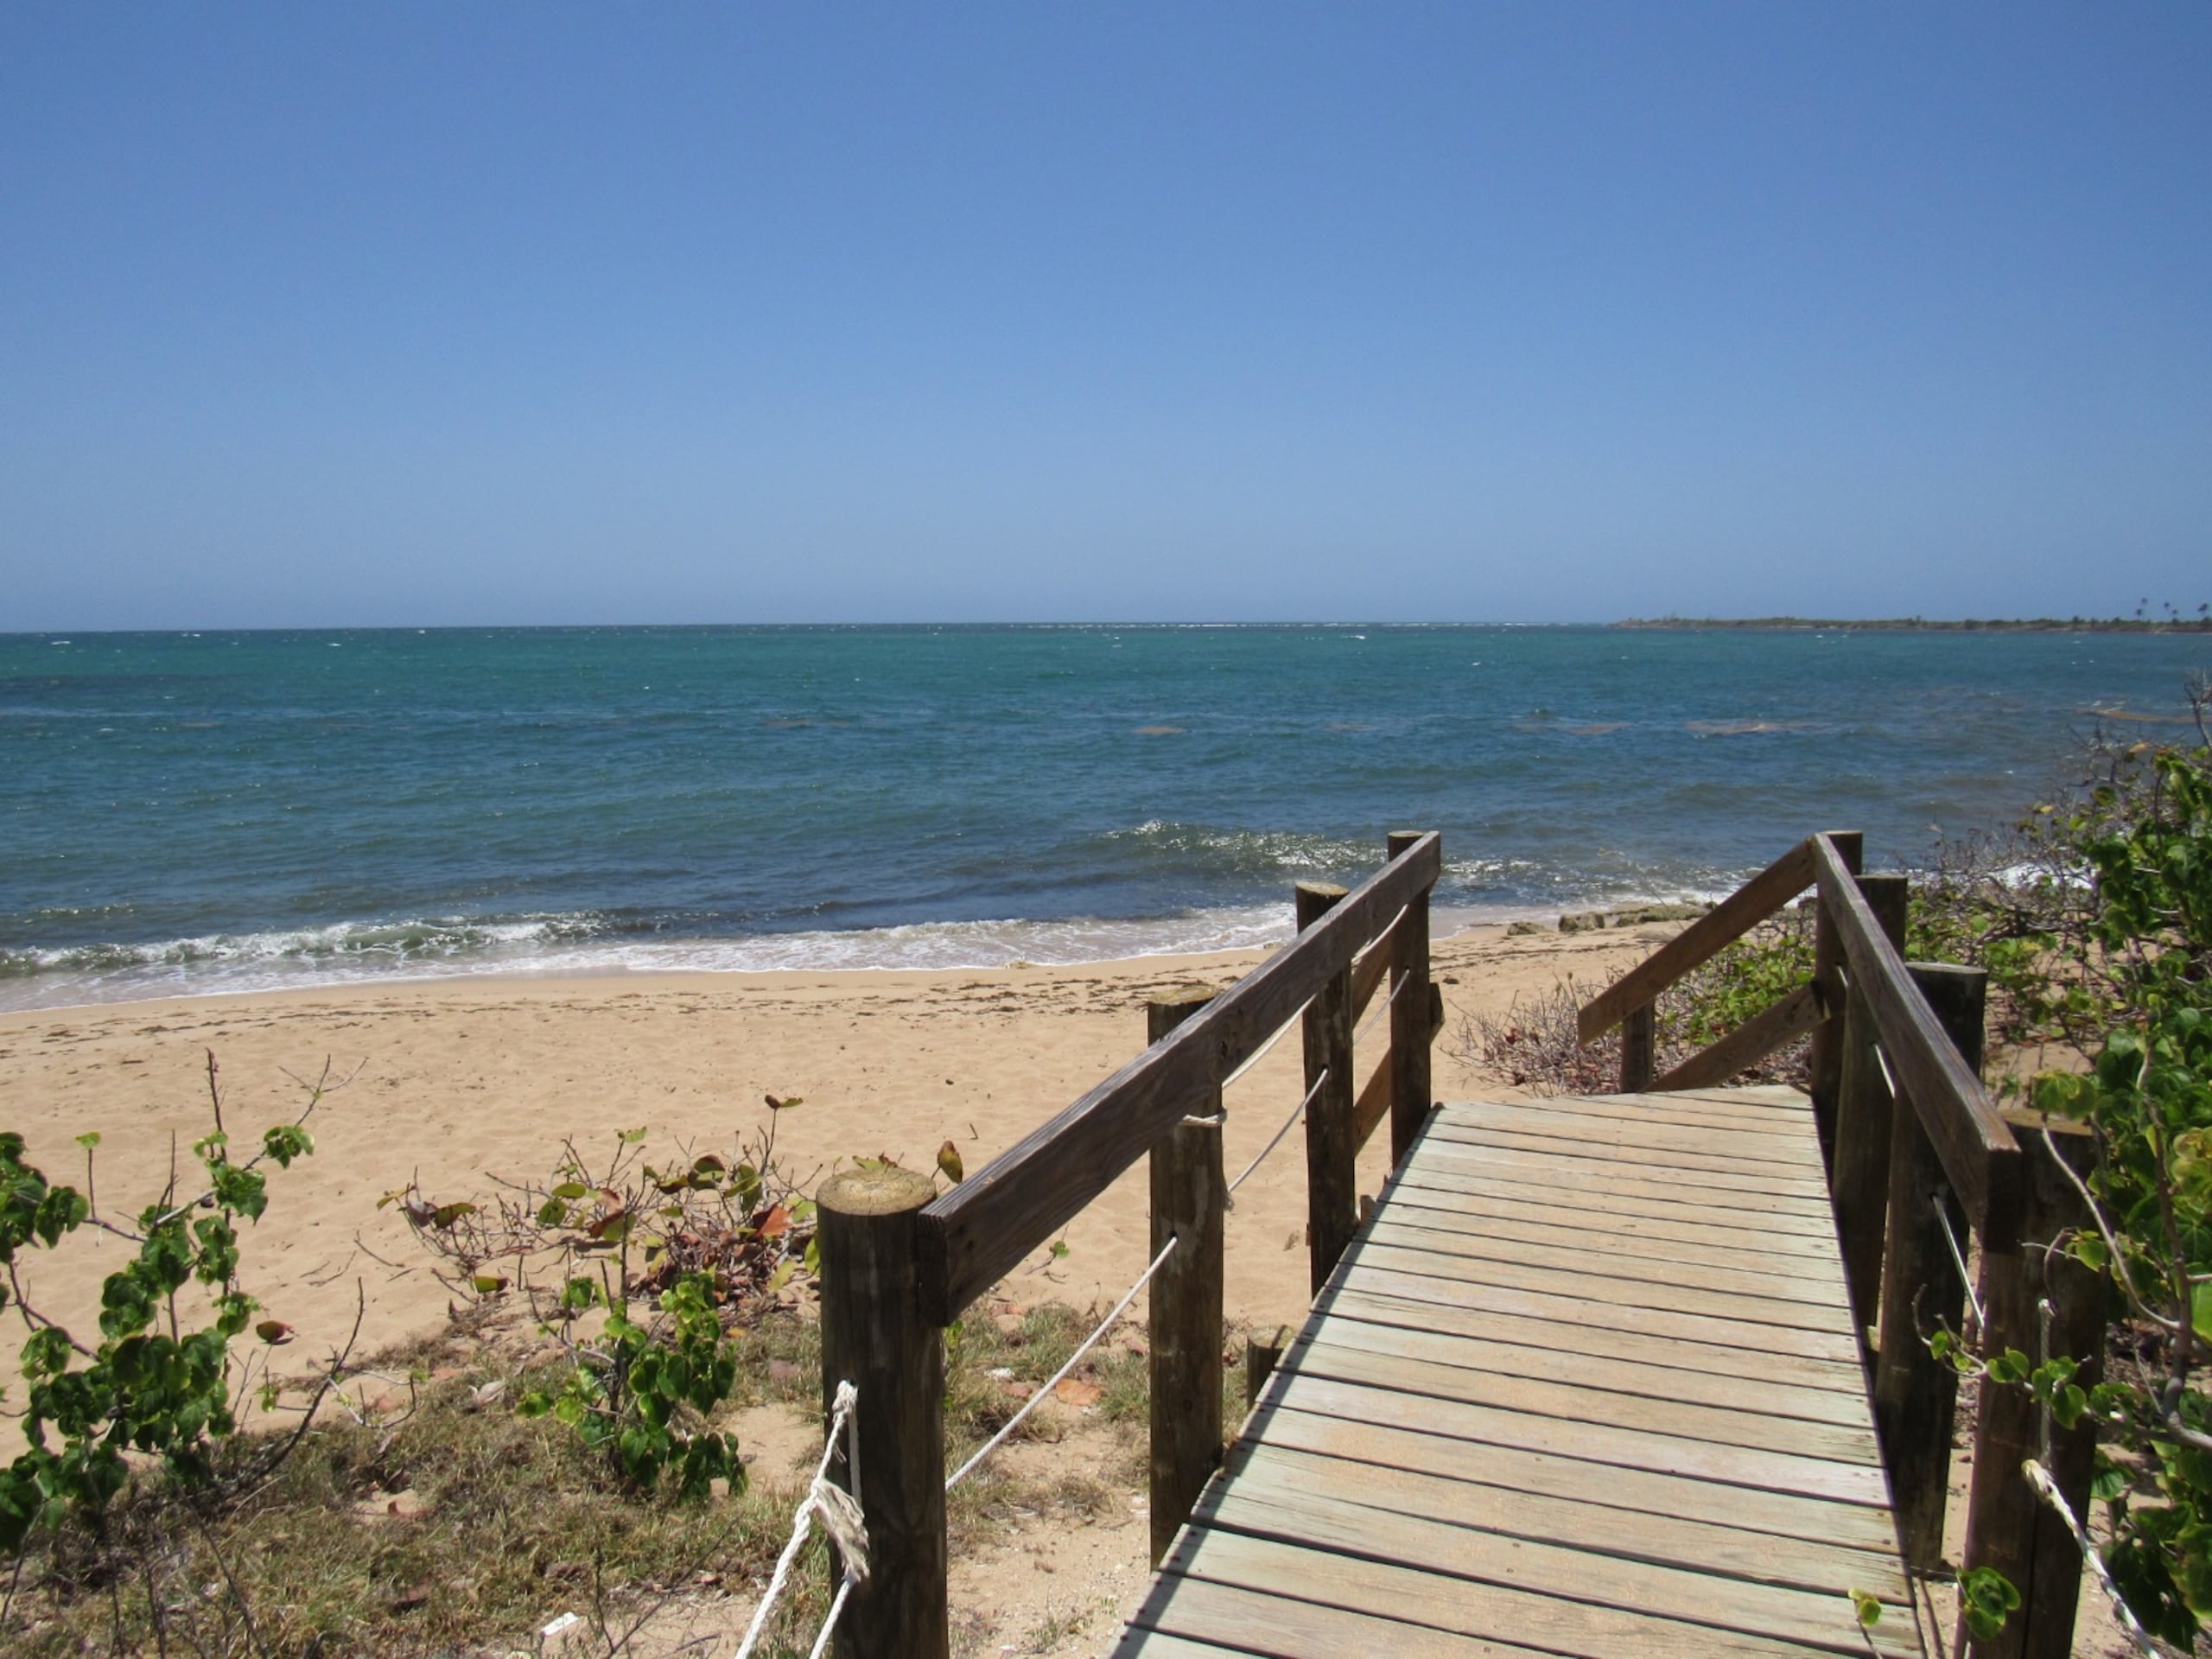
0;922;1664;1368
0;922;1674;1655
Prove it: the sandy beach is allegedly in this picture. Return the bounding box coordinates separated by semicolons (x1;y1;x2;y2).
0;922;1665;1379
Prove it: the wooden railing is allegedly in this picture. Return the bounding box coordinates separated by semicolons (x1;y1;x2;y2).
1580;831;2107;1659
811;831;1445;1658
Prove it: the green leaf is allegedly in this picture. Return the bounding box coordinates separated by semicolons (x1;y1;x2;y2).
1847;1589;1883;1629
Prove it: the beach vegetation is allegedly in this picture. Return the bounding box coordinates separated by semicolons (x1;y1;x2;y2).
381;1102;818;1498
0;1054;344;1653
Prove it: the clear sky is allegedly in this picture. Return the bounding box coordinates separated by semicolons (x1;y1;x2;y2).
3;4;2207;628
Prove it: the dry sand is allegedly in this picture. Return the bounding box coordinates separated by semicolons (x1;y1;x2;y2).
0;923;1658;1370
0;923;2138;1657
0;922;1662;1656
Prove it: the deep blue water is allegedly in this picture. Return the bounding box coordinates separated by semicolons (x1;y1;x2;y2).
3;625;2205;1009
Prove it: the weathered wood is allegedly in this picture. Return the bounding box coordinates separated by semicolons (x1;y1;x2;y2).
1348;909;1401;1027
1299;881;1358;1295
817;1166;946;1659
1621;1001;1657;1092
1386;830;1435;1164
1650;982;1825;1094
1147;991;1225;1567
1435;1098;1826;1166
1243;1323;1292;1411
1231;1439;1910;1598
919;831;1441;1322
1421;1120;1831;1186
1809;830;1866;1166
1578;836;1818;1042
1813;833;2022;1247
1961;1112;2106;1659
1873;963;1983;1570
1833;872;1910;1353
1350;1049;1392;1152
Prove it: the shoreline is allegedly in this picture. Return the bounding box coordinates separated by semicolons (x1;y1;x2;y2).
0;898;1703;1016
0;922;1669;1389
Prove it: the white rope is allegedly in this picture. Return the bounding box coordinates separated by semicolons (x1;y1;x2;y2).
2022;1459;2165;1658
1872;1040;1898;1102
946;1233;1179;1491
1931;1192;1986;1328
733;1381;863;1659
804;1578;854;1659
1229;1069;1328;1198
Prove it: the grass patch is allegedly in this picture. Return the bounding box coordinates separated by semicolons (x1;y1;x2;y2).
3;1299;1155;1658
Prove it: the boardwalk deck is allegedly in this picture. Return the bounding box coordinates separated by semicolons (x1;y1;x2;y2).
1112;1084;1925;1658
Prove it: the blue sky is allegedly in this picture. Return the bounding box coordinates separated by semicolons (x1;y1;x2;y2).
3;5;2207;627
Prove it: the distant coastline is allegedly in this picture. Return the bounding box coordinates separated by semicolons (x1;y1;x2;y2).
1613;614;2212;633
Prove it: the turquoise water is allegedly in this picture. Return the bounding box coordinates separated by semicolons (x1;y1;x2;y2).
3;625;2205;1009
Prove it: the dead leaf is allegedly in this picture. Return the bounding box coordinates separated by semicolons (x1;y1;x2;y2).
1052;1377;1103;1408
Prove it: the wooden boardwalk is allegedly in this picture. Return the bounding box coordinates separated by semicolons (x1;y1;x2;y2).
1112;1084;1924;1658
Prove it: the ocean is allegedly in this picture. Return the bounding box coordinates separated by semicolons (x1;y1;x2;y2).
3;625;2205;1012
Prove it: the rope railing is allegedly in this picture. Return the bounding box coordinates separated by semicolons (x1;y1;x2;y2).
1229;1069;1328;1199
733;1380;866;1659
1932;1192;1986;1330
944;1231;1181;1492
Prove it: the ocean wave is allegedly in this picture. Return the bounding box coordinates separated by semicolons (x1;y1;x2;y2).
1096;820;1382;877
0;906;1319;1012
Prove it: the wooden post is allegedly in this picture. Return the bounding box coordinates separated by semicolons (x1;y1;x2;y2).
1872;963;1984;1571
1961;1115;2107;1659
1244;1324;1293;1409
1296;880;1357;1295
1809;830;1866;1170
1832;871;1909;1356
1385;831;1435;1166
1147;989;1225;1566
1620;1003;1656;1093
817;1166;947;1659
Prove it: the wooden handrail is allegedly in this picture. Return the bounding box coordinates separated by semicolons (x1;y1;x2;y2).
1649;982;1827;1094
1576;836;1821;1043
918;831;1443;1323
1809;834;2022;1247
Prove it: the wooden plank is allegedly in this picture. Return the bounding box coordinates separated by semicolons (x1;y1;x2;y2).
1283;1336;1881;1465
1387;1162;1844;1241
1338;1262;1866;1365
1437;1097;1826;1160
1580;838;1817;1043
1371;1189;1849;1283
1360;1217;1847;1307
1318;1284;1868;1397
1811;833;2021;1245
1448;1096;1815;1144
1379;1162;1846;1252
1300;1306;1868;1427
1421;1119;1830;1184
1342;1239;1857;1338
1199;1466;1914;1652
1268;1371;1891;1507
920;830;1440;1319
1228;1440;1911;1600
1350;1046;1392;1153
1254;1404;1899;1552
1652;982;1826;1094
1164;1527;1912;1659
1405;1138;1837;1210
1123;1570;1566;1659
